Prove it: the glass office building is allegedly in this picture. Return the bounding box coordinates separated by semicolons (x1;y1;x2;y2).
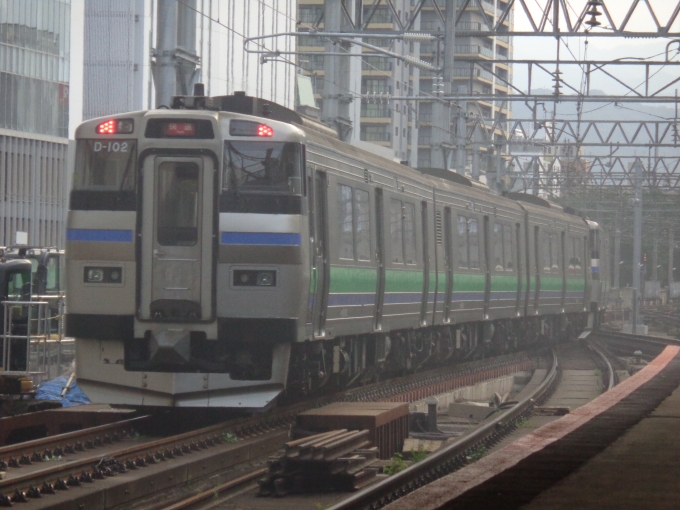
0;0;70;247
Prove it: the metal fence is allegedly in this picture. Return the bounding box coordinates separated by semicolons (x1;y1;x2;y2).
1;295;72;385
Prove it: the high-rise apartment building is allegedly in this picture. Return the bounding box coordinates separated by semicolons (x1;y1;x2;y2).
77;0;297;122
297;0;513;177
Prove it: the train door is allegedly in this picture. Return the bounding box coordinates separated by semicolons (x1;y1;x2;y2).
420;201;429;326
515;223;522;315
533;226;541;312
483;216;491;317
311;171;330;337
443;208;453;321
305;172;316;330
523;216;531;316
139;156;215;321
560;232;567;310
374;188;385;331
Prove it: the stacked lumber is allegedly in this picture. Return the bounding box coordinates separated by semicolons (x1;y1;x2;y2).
258;429;380;496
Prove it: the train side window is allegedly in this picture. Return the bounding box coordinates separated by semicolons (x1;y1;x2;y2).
543;233;551;271
46;255;59;292
493;223;504;271
457;215;469;268
337;184;354;260
403;202;417;265
503;224;513;271
355;189;371;261
550;233;559;271
468;218;479;269
224;141;302;195
574;238;582;270
390;199;404;263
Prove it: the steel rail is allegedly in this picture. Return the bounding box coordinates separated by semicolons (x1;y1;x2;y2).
589;343;616;391
0;415;150;466
327;349;558;510
0;352;532;504
163;468;268;510
594;329;680;347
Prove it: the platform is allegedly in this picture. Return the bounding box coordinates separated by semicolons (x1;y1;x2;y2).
384;345;680;510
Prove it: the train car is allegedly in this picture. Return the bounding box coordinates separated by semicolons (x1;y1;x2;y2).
66;90;607;410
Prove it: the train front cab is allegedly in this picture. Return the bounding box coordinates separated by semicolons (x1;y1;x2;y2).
68;110;307;409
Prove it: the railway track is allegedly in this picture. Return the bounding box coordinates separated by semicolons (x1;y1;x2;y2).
326;336;623;510
0;351;532;508
593;329;680;359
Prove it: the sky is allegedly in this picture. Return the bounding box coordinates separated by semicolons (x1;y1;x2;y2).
511;0;680;101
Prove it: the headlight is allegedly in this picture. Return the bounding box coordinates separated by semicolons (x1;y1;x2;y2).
84;267;123;283
86;268;104;283
233;270;276;287
256;271;274;286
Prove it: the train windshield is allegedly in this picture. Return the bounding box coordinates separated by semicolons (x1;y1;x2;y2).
74;139;137;191
223;141;302;195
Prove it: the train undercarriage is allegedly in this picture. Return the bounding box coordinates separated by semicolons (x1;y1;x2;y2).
287;312;589;397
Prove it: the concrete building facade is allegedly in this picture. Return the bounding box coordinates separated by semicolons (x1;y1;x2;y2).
0;0;71;247
77;0;297;123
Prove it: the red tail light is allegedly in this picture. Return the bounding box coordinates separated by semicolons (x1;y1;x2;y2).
257;124;274;137
97;119;116;134
96;118;134;134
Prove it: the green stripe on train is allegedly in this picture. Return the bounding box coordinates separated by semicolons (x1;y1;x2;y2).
328;266;377;293
490;274;519;292
439;273;446;292
385;269;423;293
452;273;485;292
566;278;586;292
429;272;447;293
541;276;564;291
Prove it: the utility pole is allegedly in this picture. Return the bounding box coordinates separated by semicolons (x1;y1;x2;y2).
532;159;540;195
471;126;481;180
628;158;646;334
652;233;658;281
456;104;467;173
613;222;621;289
321;0;361;142
431;0;456;169
153;0;199;108
669;228;675;286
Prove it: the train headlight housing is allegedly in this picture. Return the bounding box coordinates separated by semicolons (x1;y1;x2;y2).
233;270;276;287
84;267;123;284
256;271;274;286
96;118;134;135
86;268;104;283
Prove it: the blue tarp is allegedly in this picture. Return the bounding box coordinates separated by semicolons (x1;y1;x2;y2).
35;375;91;407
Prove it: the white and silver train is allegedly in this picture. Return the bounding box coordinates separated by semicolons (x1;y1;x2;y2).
66;91;609;410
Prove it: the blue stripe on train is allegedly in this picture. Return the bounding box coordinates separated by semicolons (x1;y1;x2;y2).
452;292;485;302
66;229;133;242
221;232;301;246
328;294;376;306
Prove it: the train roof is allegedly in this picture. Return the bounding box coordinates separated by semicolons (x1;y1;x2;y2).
89;90;589;229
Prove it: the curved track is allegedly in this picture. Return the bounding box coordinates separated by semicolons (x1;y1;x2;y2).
0;352;532;507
